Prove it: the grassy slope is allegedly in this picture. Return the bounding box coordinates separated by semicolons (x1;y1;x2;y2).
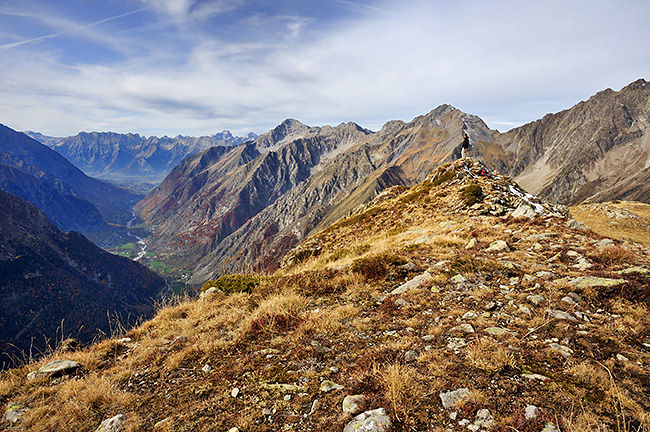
2;160;650;431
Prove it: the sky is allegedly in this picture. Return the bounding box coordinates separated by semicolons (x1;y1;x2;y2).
0;0;648;138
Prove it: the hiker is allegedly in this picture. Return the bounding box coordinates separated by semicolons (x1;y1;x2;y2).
461;132;470;159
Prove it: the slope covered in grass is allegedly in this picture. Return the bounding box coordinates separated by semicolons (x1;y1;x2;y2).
2;160;650;431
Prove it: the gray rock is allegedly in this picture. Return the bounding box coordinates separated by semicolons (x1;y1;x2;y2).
390;271;433;295
474;408;495;428
549;343;573;358
465;238;478;249
37;359;81;378
485;327;510;336
522;373;551;381
450;274;466;284
566;219;587;230
404;350;419;362
202;364;212;372
447;338;468;351
527;294;546;306
231;387;240;398
542;422;560;432
342;395;366;415
95;414;126;432
343;408;392;432
569;276;627;288
545;310;577;322
525;404;540;420
320;380;344;393
486;240;510;252
450;323;475;334
439;388;469;409
4;402;28;425
199;287;220;300
512;204;537;219
561;296;577;306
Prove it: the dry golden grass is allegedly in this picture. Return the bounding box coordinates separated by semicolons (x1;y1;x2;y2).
380;363;423;422
570;201;650;246
465;338;517;372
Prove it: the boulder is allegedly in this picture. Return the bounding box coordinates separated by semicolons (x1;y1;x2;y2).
486;240;510;252
343;408;392;432
95;414;126;432
390;271;432;295
342;395;366;415
36;359;81;378
439;388;469;409
4;402;28;425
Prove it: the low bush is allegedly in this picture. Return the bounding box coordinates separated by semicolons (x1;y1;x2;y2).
201;274;260;294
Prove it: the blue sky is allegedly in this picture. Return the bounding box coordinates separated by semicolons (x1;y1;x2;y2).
0;0;648;137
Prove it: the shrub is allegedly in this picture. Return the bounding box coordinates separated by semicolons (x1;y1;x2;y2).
201;274;260;294
461;183;483;206
351;253;407;280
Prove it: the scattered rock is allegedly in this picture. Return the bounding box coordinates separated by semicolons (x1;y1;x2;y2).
391;271;433;295
512;204;537;219
199;287;220;299
4;402;28;425
450;323;475;334
617;266;649;275
486;240;510;252
525;404;540;420
566;219;587;230
522;373;551;382
228;428;240;432
439;388;469;409
451;274;466;284
526;294;546;305
342;395;366;415
617;354;629;362
548;343;573;358
545;310;578;322
95;414;126;432
473;408;495;429
447;338;468;351
320;380;344;393
404;350;419;362
202;364;212;372
569;276;627;288
36;359;81;378
343;408;392;432
465;238;478;249
462;311;478;319
153;418;170;429
561;296;577;306
485;327;510;336
231;387;240;398
542;422;560;432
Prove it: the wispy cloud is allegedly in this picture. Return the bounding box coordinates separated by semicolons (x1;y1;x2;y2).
0;0;648;137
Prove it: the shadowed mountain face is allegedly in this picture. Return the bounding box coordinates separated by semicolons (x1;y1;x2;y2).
0;125;143;244
135;80;649;284
0;190;166;368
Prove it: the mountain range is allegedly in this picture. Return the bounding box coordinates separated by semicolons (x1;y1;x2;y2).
28;130;257;192
0;125;143;245
134;79;650;284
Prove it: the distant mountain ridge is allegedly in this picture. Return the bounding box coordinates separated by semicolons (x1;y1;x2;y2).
0;125;142;245
134;79;650;284
0;189;165;368
27;130;257;190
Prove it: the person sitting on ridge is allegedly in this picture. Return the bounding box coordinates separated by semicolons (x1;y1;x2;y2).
461;132;470;160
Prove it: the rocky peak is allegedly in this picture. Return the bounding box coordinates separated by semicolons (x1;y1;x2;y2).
254;118;314;151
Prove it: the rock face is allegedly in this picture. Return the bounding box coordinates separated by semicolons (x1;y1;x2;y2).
495;79;650;205
0;190;165;369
